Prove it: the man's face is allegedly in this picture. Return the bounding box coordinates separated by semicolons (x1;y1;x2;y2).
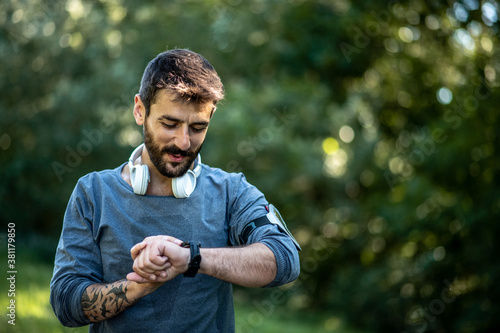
142;90;214;178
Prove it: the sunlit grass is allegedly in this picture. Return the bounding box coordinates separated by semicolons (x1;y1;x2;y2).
17;285;52;319
234;301;354;333
0;254;87;333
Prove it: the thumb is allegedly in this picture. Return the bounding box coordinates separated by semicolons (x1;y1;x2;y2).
127;271;150;283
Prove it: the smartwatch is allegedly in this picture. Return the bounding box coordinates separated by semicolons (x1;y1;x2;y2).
182;241;202;277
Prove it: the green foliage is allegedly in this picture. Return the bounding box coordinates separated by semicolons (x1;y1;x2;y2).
1;0;499;332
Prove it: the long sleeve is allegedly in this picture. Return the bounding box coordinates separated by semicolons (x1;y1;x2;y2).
50;178;103;327
248;223;300;287
226;173;300;287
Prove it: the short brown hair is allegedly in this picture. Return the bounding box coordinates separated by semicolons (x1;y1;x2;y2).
139;49;224;116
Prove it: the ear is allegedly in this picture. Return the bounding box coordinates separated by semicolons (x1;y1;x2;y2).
133;94;146;126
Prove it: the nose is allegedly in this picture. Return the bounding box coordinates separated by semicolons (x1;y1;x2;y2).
174;125;191;152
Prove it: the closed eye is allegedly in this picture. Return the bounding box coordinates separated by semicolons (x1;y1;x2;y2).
161;122;176;129
191;126;208;133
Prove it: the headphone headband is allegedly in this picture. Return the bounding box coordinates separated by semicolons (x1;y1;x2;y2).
129;144;144;167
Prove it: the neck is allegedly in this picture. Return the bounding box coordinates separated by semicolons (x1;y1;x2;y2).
140;150;195;196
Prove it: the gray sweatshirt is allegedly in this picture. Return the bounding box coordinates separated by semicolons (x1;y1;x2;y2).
50;162;300;332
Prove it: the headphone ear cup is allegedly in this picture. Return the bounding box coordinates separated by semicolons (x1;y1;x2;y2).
130;164;150;195
172;170;196;198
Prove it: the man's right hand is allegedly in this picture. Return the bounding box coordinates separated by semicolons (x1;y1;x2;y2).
127;235;190;283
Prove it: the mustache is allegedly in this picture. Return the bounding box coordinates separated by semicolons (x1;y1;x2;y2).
161;145;195;157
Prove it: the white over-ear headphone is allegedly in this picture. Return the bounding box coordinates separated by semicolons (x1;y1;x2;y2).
128;143;202;198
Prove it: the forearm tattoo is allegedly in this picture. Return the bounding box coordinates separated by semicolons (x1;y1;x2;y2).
82;279;136;322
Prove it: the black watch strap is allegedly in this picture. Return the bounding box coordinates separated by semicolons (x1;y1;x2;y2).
183;241;202;277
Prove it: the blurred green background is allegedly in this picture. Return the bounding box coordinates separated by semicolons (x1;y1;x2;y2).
1;0;499;332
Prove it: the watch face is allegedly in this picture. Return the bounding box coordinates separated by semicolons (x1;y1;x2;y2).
192;254;201;267
184;243;202;277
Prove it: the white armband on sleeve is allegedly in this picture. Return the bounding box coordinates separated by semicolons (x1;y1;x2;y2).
239;204;301;251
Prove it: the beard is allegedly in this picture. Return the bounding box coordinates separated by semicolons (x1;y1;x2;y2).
143;121;202;178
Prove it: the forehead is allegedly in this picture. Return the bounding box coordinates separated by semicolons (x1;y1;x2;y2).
150;90;214;119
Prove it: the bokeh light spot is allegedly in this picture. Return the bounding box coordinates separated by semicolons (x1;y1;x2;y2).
322;137;339;155
339;126;355;143
437;87;453;105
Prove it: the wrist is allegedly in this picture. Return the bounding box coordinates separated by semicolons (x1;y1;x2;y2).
127;280;159;298
197;248;212;276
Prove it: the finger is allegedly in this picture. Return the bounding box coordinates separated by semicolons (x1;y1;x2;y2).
153;261;172;273
133;254;157;276
132;262;148;279
143;235;158;243
130;242;147;260
148;272;170;283
149;254;169;267
154;270;168;278
160;235;184;246
143;261;170;272
134;248;169;274
132;265;157;281
127;272;151;283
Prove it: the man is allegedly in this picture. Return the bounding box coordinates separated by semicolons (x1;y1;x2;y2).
50;49;301;332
